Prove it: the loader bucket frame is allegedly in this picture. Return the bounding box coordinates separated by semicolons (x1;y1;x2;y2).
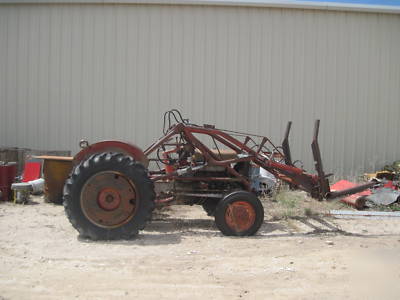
143;110;377;202
311;120;331;199
280;119;330;199
282;119;377;200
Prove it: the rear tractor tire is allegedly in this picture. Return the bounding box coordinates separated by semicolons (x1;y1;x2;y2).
214;191;264;236
63;152;155;240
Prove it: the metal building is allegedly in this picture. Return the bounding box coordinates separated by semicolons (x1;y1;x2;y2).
0;0;399;176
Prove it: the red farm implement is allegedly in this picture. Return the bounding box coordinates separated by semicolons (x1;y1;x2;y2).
63;110;376;239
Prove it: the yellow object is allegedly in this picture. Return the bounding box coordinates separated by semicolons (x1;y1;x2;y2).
364;170;394;181
34;156;73;204
364;172;377;181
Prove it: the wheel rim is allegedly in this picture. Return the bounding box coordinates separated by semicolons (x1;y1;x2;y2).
225;201;256;233
80;171;137;228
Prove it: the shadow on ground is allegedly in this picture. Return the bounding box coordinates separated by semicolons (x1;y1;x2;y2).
77;214;383;245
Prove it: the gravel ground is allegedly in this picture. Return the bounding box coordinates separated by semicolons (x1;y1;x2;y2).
1;195;400;299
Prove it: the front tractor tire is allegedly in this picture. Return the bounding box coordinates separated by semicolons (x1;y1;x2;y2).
63;152;155;240
215;191;264;236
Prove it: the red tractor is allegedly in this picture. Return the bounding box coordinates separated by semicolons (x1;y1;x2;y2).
63;110;375;239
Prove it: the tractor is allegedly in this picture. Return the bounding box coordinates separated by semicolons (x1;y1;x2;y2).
63;110;375;239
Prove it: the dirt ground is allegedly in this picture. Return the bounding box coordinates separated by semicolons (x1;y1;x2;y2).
1;194;400;300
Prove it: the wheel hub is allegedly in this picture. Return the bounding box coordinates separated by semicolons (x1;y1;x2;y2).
225;201;256;233
98;188;121;211
80;171;137;228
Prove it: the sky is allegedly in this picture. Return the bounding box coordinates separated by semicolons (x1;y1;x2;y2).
294;0;400;6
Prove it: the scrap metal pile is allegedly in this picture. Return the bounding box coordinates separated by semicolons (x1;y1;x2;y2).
0;148;71;203
328;161;400;210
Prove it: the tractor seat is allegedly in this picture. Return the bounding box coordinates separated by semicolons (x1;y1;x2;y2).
194;149;238;161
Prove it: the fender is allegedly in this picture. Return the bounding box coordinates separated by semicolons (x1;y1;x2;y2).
73;140;149;168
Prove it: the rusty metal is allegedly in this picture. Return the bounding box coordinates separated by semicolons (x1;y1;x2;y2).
73;141;148;167
80;171;137;228
177;192;224;198
225;201;256;233
73;110;377;208
155;196;175;204
142;111;378;201
98;188;122;211
171;177;242;182
327;181;377;199
339;195;367;209
62;109;386;239
35;156;73;204
282;121;293;166
0;163;17;201
311;120;331;200
256;137;267;154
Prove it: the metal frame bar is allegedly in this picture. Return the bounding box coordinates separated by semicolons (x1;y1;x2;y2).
144;122;321;196
143;119;378;200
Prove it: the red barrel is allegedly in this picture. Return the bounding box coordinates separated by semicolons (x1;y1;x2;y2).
0;163;17;201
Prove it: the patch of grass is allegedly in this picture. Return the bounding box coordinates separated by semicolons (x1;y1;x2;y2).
269;190;304;220
263;187;345;220
372;202;400;212
275;188;310;208
390;204;400;211
276;192;298;209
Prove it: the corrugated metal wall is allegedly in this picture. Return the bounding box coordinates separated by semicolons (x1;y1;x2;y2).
0;3;399;176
